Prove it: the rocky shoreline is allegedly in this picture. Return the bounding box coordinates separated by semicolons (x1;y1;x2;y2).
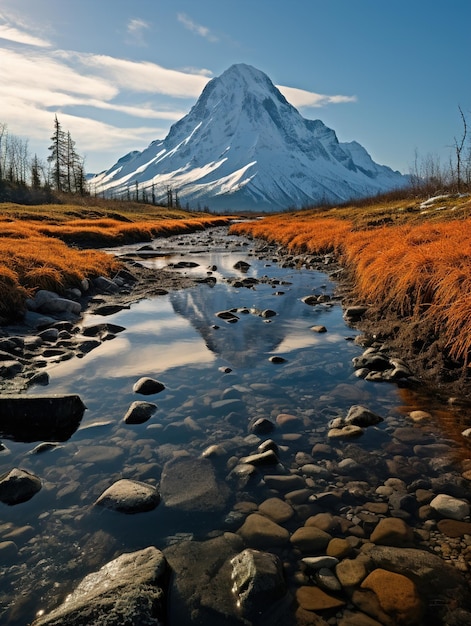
1;227;471;625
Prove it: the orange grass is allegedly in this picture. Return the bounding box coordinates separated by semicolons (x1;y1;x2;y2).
0;211;230;320
231;213;471;364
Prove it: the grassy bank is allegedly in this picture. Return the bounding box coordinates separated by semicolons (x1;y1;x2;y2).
230;193;471;390
0;201;232;322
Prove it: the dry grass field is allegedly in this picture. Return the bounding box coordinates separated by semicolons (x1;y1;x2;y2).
231;193;471;372
0;201;231;321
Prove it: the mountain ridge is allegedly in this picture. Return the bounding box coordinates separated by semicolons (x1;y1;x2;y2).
92;64;408;211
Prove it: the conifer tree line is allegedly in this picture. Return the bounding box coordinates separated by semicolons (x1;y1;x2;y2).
0;116;87;196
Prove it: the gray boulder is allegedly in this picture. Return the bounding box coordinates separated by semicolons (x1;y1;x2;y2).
32;547;166;626
123;401;157;424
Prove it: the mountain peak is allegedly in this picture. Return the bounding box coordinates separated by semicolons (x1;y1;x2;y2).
92;64;408;211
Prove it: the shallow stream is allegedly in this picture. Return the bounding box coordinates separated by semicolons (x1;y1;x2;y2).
0;226;469;624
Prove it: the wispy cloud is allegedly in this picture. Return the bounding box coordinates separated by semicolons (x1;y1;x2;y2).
0;14;51;47
126;17;150;46
278;85;357;109
177;13;219;43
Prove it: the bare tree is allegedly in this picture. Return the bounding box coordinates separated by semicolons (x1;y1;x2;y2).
453;105;467;192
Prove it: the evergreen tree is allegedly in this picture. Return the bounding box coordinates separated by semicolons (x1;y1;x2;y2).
48;115;67;191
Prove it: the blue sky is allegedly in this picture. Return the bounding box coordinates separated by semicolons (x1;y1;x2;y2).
1;0;469;175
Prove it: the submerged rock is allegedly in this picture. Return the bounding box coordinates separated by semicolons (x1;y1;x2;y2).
0;394;86;442
0;467;42;505
94;479;160;513
230;548;286;619
32;547;166;626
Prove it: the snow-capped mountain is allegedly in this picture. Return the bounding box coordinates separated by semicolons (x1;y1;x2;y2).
92;64;408;212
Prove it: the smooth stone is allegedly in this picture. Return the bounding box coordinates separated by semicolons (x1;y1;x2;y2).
327;538;354;559
94;479;160;513
276;413;303;429
263;474;306;491
290;527;331;553
310;325;327;333
296;586;345;611
335;557;368;588
74;445;124;464
437;518;471;537
370;518;414;547
239;450;279;466
237;513;290;548
0;468;42;505
160;456;229;513
345;405;383;427
258;497;294;523
132;377;165;395
123;401;157;424
249;417;275;434
360;568;422;625
316;567;342;592
328;424;363;439
430;494;470;520
302;556;339;570
409;410;432;422
32;547;166;626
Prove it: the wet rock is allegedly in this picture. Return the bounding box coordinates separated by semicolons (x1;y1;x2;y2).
94;479;160;513
0;394;85;442
335;557;368;589
269;355;286;363
160;456;230;513
233;260;251;272
123;401;157;424
430;493;470;520
163;533;245;625
230;548;286;619
370;518;414;547
240;449;279;466
216;310;239;323
132;377;165;395
315;567;342;592
437;518;471;537
81;322;126;338
259;497;294;523
276;412;304;430
249;417;275;435
32;547;166;626
344;305;368;323
290;527;331;553
93;276;120;293
296;586;346;611
302;556;339;571
0;468;41;505
0;540;18;563
359;568;423;625
310;325;327;333
328;424;363;439
237;513;290;548
264;474;306;491
345;405;383;427
29;289;82;316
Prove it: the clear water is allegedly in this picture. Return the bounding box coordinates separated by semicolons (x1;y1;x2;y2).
0;227;468;624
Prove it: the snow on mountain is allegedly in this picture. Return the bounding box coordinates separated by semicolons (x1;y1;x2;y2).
91;64;408;212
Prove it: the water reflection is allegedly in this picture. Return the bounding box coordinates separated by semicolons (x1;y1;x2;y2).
1;228;470;626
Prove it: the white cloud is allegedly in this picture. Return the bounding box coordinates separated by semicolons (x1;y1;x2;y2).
70;52;210;97
126;18;150;46
0;23;51;47
278;85;357;109
177;13;219;43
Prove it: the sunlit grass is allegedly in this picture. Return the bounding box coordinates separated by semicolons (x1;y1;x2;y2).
230;193;471;365
0;202;232;321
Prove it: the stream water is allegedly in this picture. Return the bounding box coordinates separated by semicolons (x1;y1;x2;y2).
0;226;469;625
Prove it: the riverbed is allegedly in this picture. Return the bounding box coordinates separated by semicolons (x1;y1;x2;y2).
1;226;470;625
